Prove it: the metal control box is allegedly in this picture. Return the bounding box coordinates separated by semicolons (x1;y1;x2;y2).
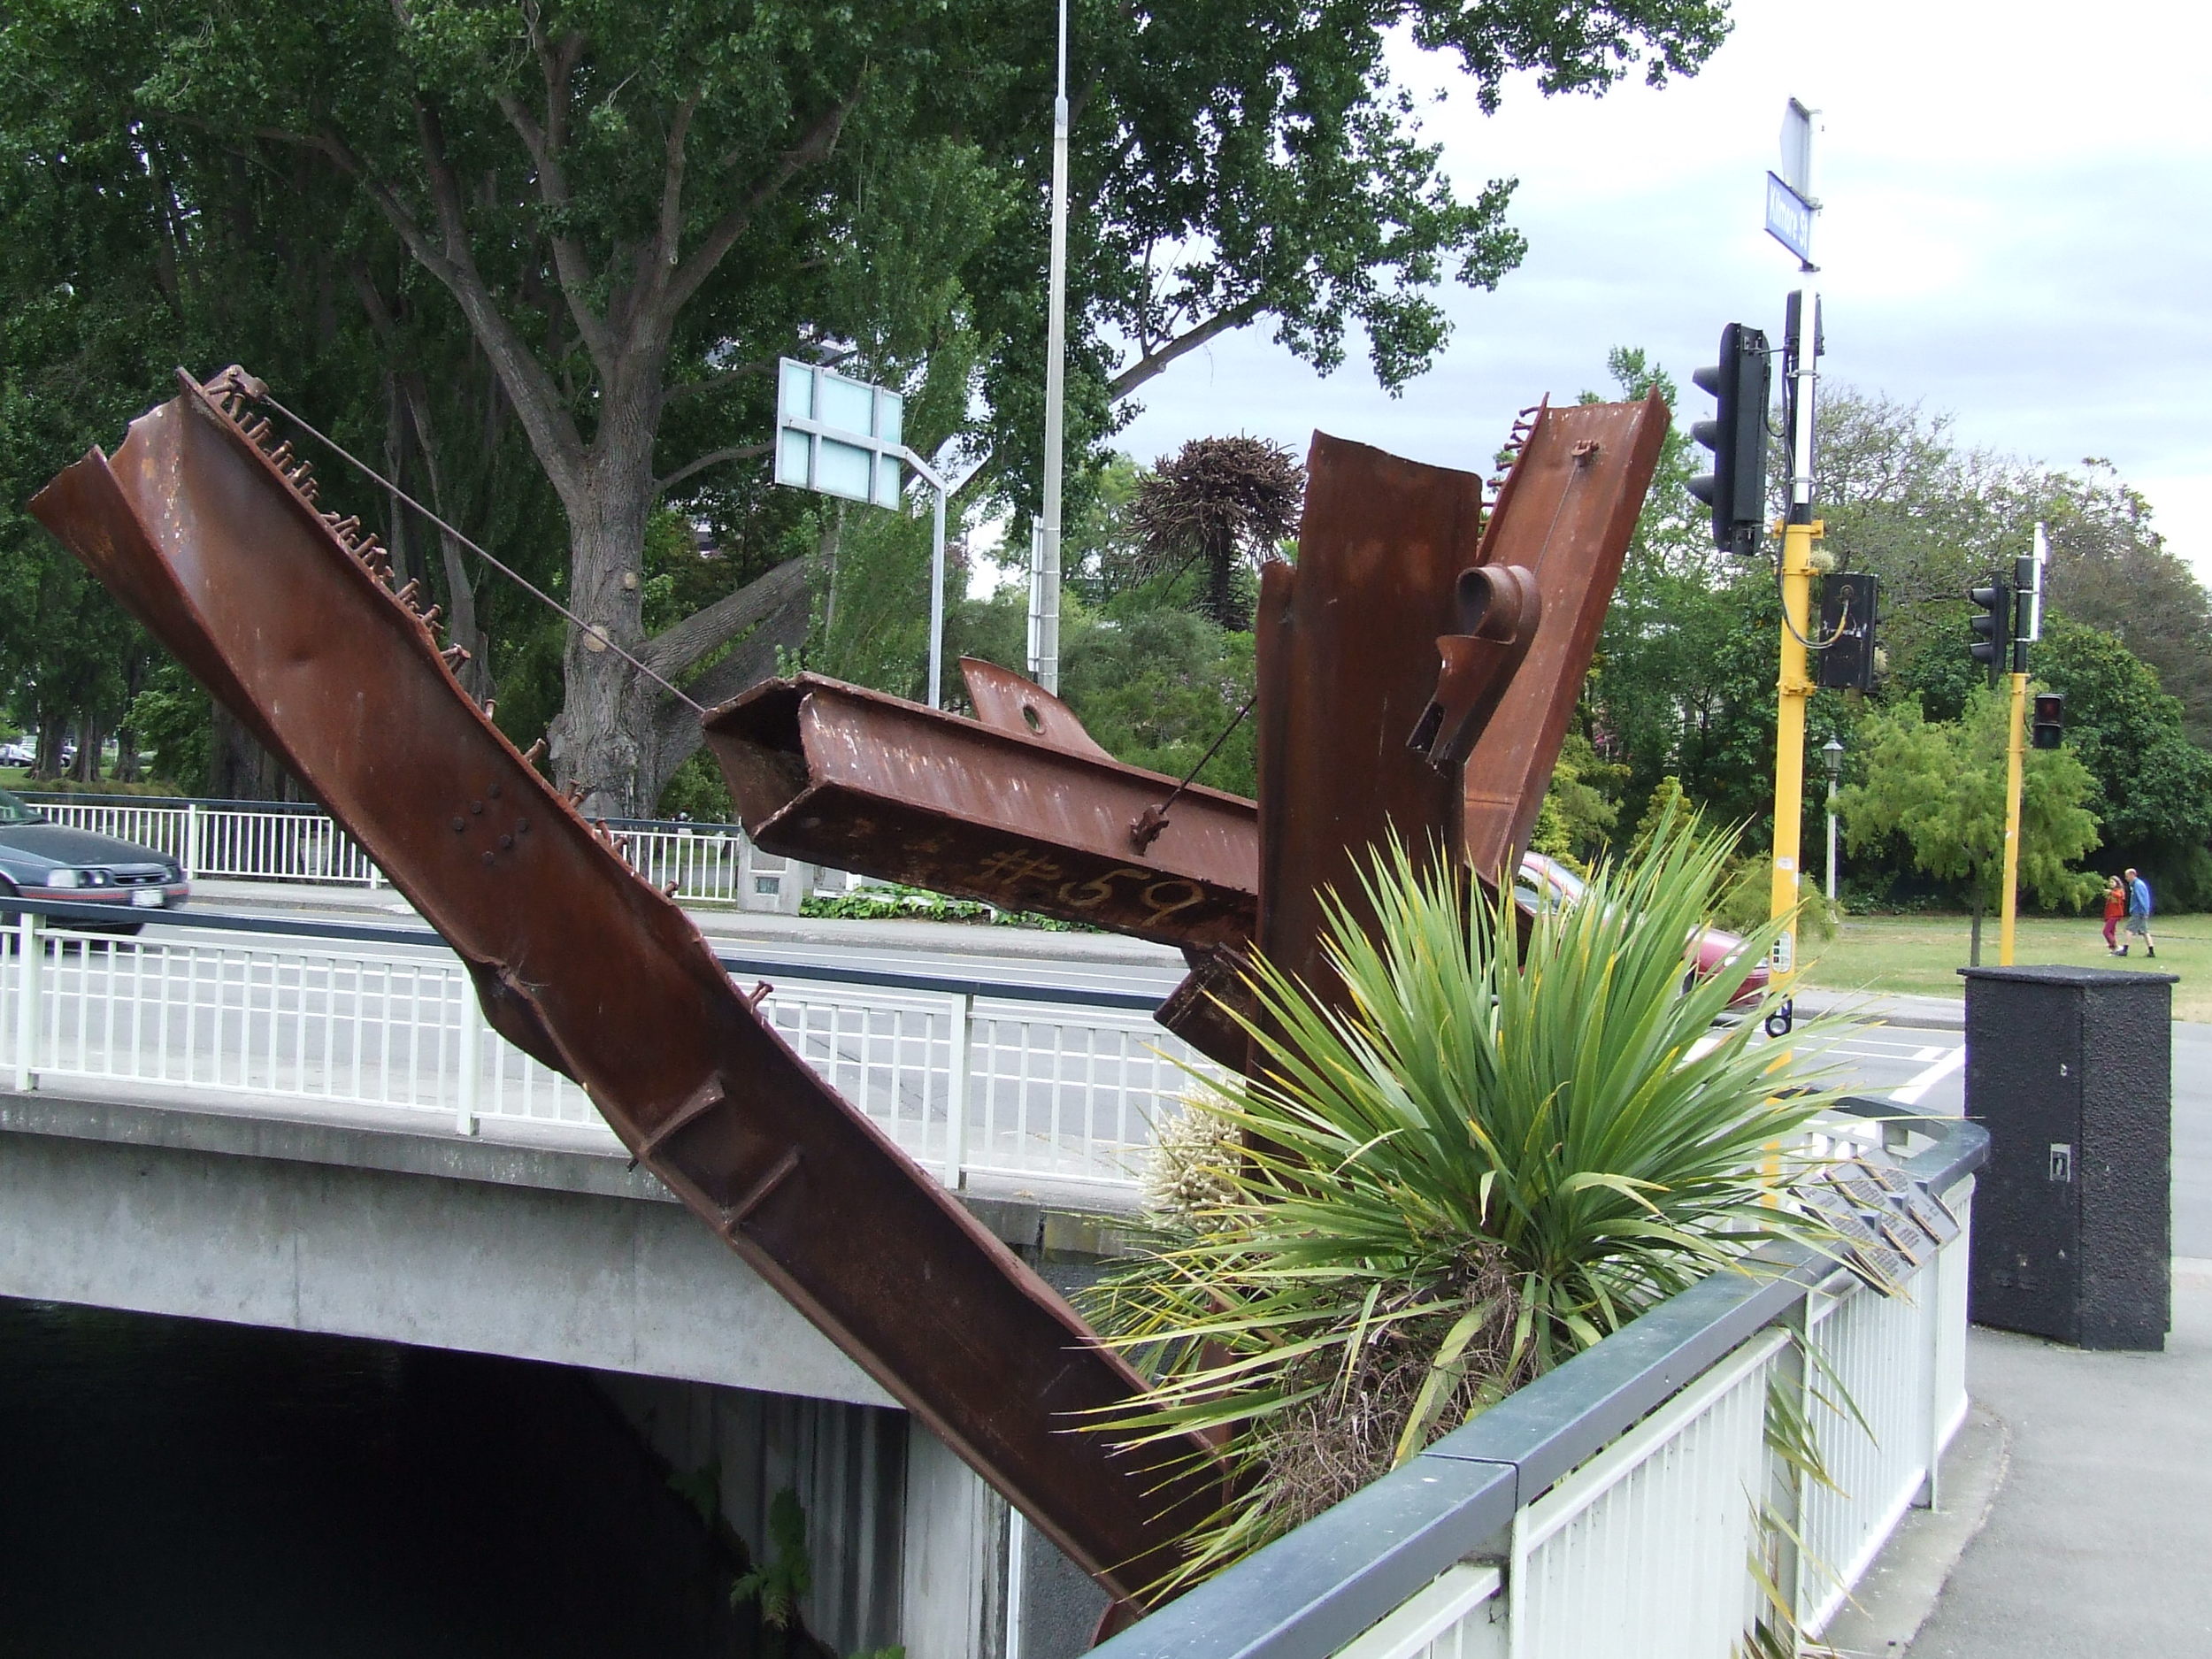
1961;964;2174;1350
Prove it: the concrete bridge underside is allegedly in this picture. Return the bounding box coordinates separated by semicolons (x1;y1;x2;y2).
0;1092;1112;1659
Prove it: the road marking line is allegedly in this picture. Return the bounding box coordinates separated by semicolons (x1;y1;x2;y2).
1891;1043;1967;1105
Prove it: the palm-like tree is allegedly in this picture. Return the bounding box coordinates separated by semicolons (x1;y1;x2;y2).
1084;816;1844;1594
1125;437;1303;628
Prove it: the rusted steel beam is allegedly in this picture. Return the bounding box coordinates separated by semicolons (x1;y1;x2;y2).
1251;434;1488;1002
704;667;1258;949
1459;394;1668;883
29;368;1222;1609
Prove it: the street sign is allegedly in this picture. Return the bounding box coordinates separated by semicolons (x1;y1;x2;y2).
1778;98;1815;198
1765;172;1814;263
775;358;904;509
771;357;954;708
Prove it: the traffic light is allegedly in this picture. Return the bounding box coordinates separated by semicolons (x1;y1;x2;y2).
2032;692;2064;749
1969;577;2012;680
1816;571;1879;691
1688;323;1772;557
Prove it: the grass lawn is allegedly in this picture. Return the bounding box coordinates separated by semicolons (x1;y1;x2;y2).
1801;911;2208;1022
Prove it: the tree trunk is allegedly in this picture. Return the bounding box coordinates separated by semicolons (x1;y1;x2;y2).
207;704;299;802
34;712;66;780
69;718;104;783
396;375;493;703
547;443;655;818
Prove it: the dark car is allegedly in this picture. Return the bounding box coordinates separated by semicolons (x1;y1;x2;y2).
0;789;189;930
1516;851;1769;1009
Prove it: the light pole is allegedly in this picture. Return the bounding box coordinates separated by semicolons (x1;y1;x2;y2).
1824;734;1845;904
1029;0;1070;693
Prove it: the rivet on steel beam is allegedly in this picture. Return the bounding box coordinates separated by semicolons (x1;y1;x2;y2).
481;851;495;866
393;580;420;606
419;603;443;631
450;817;465;832
522;739;546;766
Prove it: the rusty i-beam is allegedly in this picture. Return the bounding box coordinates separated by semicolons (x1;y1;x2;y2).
709;395;1668;1033
30;367;1663;1617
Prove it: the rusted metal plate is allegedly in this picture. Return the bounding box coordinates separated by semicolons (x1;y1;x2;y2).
1252;434;1486;1000
29;369;1222;1609
961;657;1117;761
705;672;1258;949
1459;394;1668;882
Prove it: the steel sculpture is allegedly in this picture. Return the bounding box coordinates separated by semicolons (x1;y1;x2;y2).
710;397;1668;1028
28;367;1223;1610
31;368;1664;1617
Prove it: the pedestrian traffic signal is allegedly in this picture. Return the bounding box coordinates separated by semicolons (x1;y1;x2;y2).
1687;323;1772;557
1816;571;1879;691
2032;691;2064;749
1969;578;2012;679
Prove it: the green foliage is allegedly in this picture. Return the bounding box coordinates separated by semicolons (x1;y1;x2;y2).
122;664;213;795
0;0;1733;809
2032;617;2212;894
798;882;1092;932
655;750;736;822
1838;691;2101;956
1528;732;1622;870
1060;603;1258;799
1084;818;1844;1592
730;1486;810;1629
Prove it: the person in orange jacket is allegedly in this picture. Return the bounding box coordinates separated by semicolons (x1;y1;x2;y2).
2102;875;2126;954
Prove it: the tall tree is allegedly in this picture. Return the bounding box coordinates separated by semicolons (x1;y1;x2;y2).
1;0;1730;813
1125;437;1303;628
1838;690;2101;963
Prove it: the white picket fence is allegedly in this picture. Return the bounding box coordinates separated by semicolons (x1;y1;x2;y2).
0;911;1199;1192
20;796;817;909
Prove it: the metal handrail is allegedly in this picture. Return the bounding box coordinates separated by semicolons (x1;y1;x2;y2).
0;895;1168;1014
12;789;749;838
1089;1109;1988;1659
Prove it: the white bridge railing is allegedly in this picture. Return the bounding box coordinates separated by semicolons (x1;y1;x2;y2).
19;795;818;910
1094;1106;1985;1659
0;910;1197;1194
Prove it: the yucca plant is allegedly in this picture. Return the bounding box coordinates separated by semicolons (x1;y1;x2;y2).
1083;813;1847;1594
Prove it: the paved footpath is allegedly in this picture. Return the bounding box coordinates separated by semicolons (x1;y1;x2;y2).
1901;1265;2212;1656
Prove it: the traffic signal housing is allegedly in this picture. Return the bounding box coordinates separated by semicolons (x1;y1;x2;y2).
1688;323;1772;557
1816;571;1879;691
1969;577;2012;680
2032;691;2064;749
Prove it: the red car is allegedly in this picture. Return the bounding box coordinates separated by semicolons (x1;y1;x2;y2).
1514;852;1770;1010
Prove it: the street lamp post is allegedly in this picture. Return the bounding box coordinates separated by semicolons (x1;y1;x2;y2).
1824;734;1845;904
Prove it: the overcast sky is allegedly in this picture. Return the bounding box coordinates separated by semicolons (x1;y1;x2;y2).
1112;0;2212;580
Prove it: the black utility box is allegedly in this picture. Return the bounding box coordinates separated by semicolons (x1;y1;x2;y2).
1962;964;2174;1350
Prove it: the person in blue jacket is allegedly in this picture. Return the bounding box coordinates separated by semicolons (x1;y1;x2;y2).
2118;867;2156;959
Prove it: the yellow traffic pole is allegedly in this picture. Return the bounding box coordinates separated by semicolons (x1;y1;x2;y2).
1767;515;1821;1004
1998;668;2028;966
